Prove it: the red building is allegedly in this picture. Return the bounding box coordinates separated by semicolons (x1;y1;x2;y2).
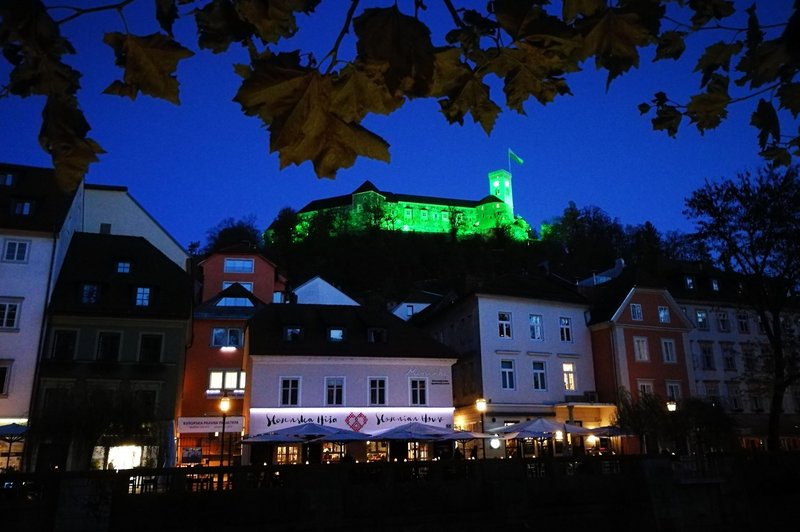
177;247;285;466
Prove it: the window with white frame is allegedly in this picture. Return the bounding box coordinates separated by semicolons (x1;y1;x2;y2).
51;330;77;360
705;381;720;404
0;360;11;395
695;309;708;330
717;312;730;332
96;331;121;362
223;258;254;273
722;345;737;371
498;312;512;338
727;382;742;410
211;327;242;347
658;306;670;323
208;369;246;392
737;313;750;334
638;380;655;397
666;381;681;401
630;303;643;321
562;362;576;391
410;378;427;405
661;338;676;363
633;337;650;361
559;317;573;342
500;360;515;389
223;281;254;292
135;287;151;306
369;377;387;406
326;377;344;406
700;342;715;370
280;377;300;406
139;333;163;363
532;361;546;390
0;299;21;329
529;314;544;341
3;239;29;263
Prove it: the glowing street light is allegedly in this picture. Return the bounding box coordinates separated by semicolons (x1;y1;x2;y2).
666;400;677;412
219;395;231;467
476;398;487;458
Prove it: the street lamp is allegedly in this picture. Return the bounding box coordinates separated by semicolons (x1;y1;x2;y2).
476;398;487;458
219;395;231;467
666;400;677;412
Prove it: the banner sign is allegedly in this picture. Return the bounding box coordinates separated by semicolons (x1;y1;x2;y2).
177;416;244;433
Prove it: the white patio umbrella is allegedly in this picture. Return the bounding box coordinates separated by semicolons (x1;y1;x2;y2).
242;433;307;444
268;422;346;438
370;422;453;441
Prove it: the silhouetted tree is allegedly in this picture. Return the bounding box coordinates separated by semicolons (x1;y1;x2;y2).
202;215;262;255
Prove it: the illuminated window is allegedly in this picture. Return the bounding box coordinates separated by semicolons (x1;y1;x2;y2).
284;327;302;341
711;279;720;291
658;306;670;323
0;299;21;329
0;173;15;186
562;362;576;391
3;239;29;263
116;261;131;273
81;283;99;304
633;337;650;361
328;328;344;342
695;309;708;330
559;317;572;342
529;314;544;340
281;378;300;405
369;377;386;406
216;297;253;307
501;360;515;389
326;377;344;406
135;287;151;306
212;327;242;346
223;258;254;273
532;361;546;390
498;312;512;338
11;199;33;216
410;378;427;405
685;276;695;289
97;332;121;362
661;338;676;363
208;370;246;392
630;304;643;321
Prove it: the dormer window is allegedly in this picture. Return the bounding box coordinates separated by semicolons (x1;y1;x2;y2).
81;283;99;304
116;261;131;273
328;328;345;342
711;279;720;291
135;287;151;306
11;199;33;216
685;276;695;289
0;173;15;186
368;328;387;343
284;327;302;341
224;258;254;273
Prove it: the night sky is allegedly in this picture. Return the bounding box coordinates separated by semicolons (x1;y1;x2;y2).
0;1;792;249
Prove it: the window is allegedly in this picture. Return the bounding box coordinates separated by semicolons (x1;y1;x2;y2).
727;382;742;410
532;361;546;390
280;378;300;406
658;306;670;323
559;317;572;342
224;258;254;273
410;378;427;405
666;381;682;401
81;283;99;304
661;338;676;363
284;327;302;341
328;328;345;342
711;279;720;291
135;287;151;306
208;370;246;392
223;281;254;292
717;312;730;332
405;305;414;318
212;328;242;347
134;389;157;416
638;380;654;397
722;345;737;370
562;362;576;391
750;393;762;411
737;313;750;334
99;223;111;234
633;337;649;361
139;334;163;363
498;312;512;338
96;332;121;362
0;173;15;186
698;342;715;370
695;309;708;330
685;276;695;289
420;209;428;220
0;299;21;329
368;328;387;343
630;303;643;321
3;239;29;263
116;261;131;273
11;199;33;216
500;360;515;389
51;330;77;360
0;360;11;395
529;314;544;340
326;377;344;406
369;377;387;406
216;297;253;307
404;208;412;219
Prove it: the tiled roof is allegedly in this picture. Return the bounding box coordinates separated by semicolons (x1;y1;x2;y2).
247;303;457;359
0;162;75;232
49;232;192;319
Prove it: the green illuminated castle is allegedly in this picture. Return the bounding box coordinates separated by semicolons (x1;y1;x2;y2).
292;169;532;241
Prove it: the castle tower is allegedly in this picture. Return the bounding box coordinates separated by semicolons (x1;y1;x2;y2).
488;169;514;213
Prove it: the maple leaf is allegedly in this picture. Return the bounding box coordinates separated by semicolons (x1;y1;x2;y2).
688;0;735;29
235;53;389;178
195;0;254;53
686;92;730;132
353;5;435;97
581;8;653;87
654;31;686;61
778;83;800;118
750;98;780;150
103;32;194;104
156;0;178;35
651;105;682;137
694;41;742;87
235;0;320;44
38;96;104;191
331;63;404;123
563;0;605;22
430;48;500;134
735;40;791;89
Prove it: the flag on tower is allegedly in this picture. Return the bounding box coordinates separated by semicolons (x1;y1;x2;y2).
508;149;524;165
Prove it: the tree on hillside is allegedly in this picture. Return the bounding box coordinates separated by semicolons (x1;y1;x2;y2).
685;164;800;451
1;1;797;189
203;215;262;254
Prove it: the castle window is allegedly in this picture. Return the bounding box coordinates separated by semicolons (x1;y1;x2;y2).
404;208;412;219
420;210;428;220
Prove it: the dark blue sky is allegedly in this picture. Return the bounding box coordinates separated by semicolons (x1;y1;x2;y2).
1;1;792;250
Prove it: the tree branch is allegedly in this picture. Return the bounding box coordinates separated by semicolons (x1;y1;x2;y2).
322;0;360;74
442;0;464;28
51;0;136;26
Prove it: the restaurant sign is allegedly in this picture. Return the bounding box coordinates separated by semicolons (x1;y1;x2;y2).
177;416;244;433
